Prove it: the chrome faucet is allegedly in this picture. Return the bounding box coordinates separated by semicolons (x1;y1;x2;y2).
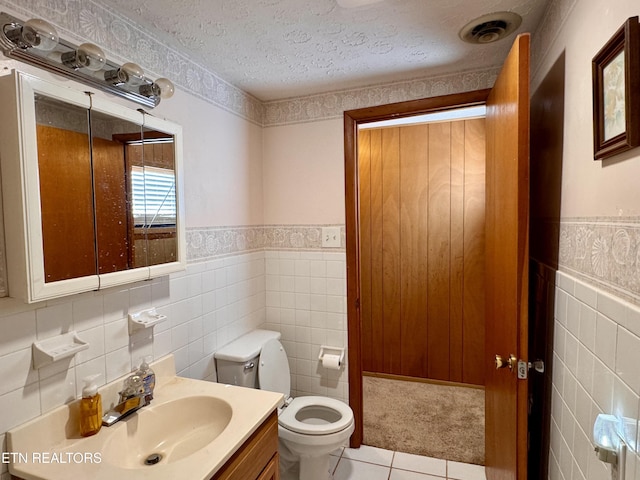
102;373;152;427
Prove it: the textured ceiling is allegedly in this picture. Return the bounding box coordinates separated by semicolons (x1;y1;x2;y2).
101;0;549;101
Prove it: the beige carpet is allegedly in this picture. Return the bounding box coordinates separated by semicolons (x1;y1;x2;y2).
363;375;485;465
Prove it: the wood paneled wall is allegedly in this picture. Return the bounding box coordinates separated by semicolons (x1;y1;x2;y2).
358;119;486;385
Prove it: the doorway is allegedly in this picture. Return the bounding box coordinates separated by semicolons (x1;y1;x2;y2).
357;113;486;384
344;33;532;480
344;88;491;444
356;108;488;464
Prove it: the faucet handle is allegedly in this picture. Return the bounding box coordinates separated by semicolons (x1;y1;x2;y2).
119;374;144;401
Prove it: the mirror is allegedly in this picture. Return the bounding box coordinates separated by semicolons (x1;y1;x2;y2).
112;124;178;269
140;126;178;267
34;93;179;284
90;109;143;275
0;70;184;303
35;93;94;283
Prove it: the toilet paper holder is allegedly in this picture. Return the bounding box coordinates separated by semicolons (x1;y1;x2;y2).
318;345;345;364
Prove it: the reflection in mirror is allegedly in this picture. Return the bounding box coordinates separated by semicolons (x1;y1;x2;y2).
91;110;143;274
139;127;177;267
35;94;94;283
33;94;178;285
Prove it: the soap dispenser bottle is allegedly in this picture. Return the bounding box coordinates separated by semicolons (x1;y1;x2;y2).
136;356;155;400
79;374;102;437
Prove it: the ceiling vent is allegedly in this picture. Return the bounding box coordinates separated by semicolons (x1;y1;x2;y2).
459;12;522;44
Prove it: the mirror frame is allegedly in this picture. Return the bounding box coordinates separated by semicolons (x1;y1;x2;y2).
141;113;186;279
0;70;186;303
5;72;100;301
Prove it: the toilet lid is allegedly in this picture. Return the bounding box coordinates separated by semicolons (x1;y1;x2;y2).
278;396;354;435
258;339;291;397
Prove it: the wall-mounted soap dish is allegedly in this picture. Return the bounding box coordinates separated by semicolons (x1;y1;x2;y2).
128;307;167;334
32;331;89;369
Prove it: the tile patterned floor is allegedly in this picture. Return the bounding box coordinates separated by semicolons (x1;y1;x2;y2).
329;445;487;480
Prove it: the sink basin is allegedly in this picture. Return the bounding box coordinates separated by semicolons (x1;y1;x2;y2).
101;395;233;468
8;356;284;480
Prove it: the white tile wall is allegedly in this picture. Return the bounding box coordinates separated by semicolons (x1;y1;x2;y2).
0;251;265;478
9;248;636;480
550;271;640;480
262;250;348;403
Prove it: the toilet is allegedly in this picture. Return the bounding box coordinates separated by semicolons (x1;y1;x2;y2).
214;329;354;480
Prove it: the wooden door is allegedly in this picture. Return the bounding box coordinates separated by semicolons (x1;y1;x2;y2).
37;125;96;282
92;137;129;274
358;121;486;384
484;33;530;480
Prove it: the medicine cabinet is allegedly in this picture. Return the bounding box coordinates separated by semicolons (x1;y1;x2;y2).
0;70;185;303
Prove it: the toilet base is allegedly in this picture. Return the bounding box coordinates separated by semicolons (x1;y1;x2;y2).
279;440;333;480
299;454;332;480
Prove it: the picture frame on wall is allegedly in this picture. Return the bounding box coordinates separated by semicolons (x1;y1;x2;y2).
592;16;640;160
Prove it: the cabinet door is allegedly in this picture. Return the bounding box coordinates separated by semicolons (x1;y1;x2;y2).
0;71;184;303
211;411;279;480
141;114;186;278
0;72;100;302
257;454;280;480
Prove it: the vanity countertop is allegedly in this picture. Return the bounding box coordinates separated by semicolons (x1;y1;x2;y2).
6;356;283;480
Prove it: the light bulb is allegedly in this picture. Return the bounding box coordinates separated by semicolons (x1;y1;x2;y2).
154;78;175;99
23;18;58;51
104;62;145;86
121;62;145;85
62;43;106;71
6;18;58;51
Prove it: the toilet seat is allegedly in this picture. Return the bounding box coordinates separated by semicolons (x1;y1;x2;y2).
258;338;291;397
258;339;354;436
279;396;354;435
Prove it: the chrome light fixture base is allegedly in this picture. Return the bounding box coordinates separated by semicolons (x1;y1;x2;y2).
0;12;172;108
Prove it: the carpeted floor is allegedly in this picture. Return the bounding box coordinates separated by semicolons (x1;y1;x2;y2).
363;375;485;465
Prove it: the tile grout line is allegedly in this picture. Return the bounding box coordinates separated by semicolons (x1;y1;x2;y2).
388;450;396;480
340;446;486;480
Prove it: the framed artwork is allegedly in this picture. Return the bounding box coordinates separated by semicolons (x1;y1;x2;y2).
592;16;640;160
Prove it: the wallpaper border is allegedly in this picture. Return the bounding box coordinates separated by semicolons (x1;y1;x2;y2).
263;67;500;127
187;225;345;263
559;217;640;304
188;217;640;305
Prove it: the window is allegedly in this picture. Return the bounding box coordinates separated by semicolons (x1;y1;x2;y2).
131;165;176;227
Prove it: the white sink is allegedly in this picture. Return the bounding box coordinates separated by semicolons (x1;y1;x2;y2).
101;396;233;468
7;355;282;480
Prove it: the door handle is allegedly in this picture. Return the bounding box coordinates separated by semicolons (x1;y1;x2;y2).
495;354;517;371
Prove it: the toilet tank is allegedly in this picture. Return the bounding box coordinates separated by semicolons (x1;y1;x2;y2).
214;329;281;388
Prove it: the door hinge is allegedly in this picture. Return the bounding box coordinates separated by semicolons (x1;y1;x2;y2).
517;359;545;379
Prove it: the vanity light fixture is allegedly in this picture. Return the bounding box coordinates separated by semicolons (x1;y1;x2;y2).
0;11;174;107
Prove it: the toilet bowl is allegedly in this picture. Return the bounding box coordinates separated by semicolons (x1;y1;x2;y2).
214;330;354;480
260;338;354;480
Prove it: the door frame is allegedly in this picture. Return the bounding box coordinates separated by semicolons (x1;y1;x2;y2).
344;89;491;447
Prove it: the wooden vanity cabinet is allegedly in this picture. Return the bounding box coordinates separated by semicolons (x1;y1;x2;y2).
211;410;279;480
257;454;279;480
